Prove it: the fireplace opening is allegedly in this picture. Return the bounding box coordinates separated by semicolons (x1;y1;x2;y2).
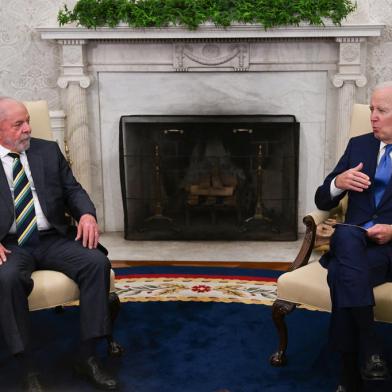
119;115;299;240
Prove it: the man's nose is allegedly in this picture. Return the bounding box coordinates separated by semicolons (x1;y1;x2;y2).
22;122;31;133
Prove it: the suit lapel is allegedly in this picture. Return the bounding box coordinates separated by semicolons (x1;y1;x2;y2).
363;136;380;208
372;139;392;209
378;171;392;210
366;138;380;178
26;149;48;217
0;161;14;215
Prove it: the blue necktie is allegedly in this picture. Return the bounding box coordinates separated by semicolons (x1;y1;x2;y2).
374;144;392;207
361;145;392;229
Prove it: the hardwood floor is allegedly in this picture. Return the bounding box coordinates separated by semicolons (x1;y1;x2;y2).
110;260;291;271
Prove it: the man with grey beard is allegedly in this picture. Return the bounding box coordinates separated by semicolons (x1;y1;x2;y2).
0;98;118;391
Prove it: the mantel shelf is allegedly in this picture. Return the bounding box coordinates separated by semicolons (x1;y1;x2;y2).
38;23;384;41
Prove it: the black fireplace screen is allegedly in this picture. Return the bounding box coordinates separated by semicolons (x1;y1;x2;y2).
119;115;299;240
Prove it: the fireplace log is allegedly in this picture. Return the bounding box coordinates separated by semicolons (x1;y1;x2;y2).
189;184;234;197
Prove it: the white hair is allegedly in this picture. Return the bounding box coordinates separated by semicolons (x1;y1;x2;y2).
0;97;22;122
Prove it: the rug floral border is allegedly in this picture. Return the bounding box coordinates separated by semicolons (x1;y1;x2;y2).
115;276;278;305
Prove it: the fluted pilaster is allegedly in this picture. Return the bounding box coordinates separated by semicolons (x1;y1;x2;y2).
332;37;367;159
335;81;356;160
66;83;92;194
56;39;92;194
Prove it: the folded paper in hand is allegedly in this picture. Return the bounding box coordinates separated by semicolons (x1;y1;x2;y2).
332;223;368;232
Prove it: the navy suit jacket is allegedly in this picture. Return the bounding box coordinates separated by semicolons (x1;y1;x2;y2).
315;132;392;227
0;138;96;242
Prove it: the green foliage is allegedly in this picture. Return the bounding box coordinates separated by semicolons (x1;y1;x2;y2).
58;0;357;30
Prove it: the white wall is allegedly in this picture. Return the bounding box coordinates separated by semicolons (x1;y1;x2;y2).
1;0;391;108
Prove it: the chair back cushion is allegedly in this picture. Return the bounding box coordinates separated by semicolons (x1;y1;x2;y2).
23;100;52;141
318;104;371;238
349;103;371;138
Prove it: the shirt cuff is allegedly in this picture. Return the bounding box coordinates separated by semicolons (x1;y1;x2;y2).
330;177;345;198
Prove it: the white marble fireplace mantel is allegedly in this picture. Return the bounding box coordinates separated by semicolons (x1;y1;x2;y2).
39;23;383;39
38;23;383;233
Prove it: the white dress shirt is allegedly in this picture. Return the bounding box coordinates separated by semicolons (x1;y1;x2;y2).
0;144;51;233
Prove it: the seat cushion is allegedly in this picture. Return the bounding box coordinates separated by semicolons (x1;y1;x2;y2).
277;261;392;323
28;269;116;311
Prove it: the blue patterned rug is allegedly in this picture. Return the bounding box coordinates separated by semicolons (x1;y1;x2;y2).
0;266;391;392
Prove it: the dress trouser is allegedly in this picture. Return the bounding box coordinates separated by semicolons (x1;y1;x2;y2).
320;225;392;352
0;231;112;355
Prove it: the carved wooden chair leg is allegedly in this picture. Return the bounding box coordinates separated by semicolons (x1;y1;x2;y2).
106;292;124;357
269;299;296;367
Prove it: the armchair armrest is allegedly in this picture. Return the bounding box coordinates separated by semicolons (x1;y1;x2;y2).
289;204;343;272
289;214;318;271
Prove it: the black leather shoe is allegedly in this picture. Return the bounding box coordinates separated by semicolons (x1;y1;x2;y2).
335;386;346;392
23;372;44;392
361;354;390;381
74;356;118;390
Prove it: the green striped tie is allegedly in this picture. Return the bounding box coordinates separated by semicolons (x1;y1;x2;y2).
8;153;39;246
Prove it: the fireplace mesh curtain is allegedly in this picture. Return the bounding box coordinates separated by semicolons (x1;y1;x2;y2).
119;115;299;241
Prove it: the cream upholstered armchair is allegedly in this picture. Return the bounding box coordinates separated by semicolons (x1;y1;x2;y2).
22;100;122;356
270;104;392;366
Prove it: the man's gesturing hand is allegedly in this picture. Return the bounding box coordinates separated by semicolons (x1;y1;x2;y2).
75;214;100;249
335;163;371;192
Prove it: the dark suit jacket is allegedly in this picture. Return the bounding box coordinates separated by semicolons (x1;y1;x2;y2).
315;132;392;227
0;138;96;242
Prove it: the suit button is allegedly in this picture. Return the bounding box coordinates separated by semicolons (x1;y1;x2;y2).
373;214;378;219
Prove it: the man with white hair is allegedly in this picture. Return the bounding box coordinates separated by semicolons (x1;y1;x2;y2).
315;82;392;392
0;97;118;391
